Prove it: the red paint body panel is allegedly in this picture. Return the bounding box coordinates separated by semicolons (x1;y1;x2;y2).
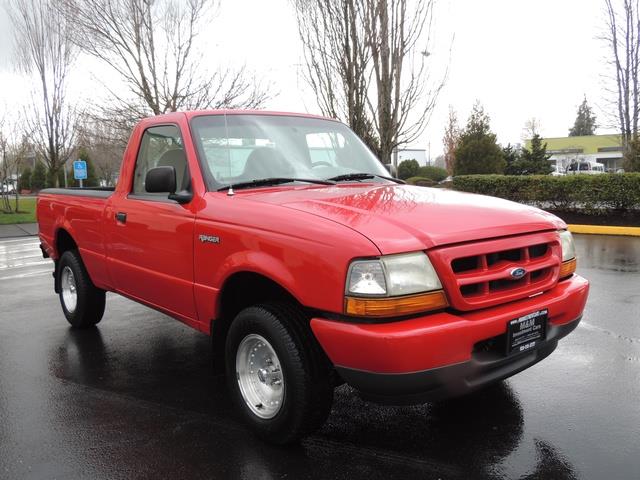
310;275;589;374
36;110;590;389
37;193;113;290
244;184;566;254
193;191;379;320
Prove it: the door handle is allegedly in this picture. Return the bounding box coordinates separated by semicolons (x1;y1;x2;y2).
115;212;127;223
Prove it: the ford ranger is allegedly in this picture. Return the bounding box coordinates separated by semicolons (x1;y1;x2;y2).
37;111;589;444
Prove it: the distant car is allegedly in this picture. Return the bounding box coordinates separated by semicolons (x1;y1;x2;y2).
550;165;565;176
566;161;605;175
1;184;16;194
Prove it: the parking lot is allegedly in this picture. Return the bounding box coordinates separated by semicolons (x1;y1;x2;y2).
0;233;638;480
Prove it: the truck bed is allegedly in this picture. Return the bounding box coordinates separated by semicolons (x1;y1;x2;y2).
38;188;114;292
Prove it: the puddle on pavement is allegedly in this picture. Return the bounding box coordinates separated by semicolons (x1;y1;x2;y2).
574;234;640;272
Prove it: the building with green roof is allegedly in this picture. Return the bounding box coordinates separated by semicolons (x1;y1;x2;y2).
526;134;623;172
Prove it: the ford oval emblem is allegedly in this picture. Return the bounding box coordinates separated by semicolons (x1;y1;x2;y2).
510;267;527;280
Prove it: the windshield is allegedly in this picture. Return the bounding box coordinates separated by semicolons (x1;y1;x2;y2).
189;114;390;189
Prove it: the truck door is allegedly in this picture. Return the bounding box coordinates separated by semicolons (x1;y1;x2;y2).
106;124;197;321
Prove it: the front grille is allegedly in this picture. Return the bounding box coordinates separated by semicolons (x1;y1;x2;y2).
428;232;562;311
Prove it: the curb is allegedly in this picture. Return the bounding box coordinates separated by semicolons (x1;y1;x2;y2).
568;224;640;237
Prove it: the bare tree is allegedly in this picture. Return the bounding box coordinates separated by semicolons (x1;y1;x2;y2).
9;0;77;187
295;0;378;152
364;0;446;165
442;106;459;175
60;0;269;132
603;0;640;170
75;117;125;186
295;0;446;165
521;117;542;142
0;116;12;212
0;114;28;212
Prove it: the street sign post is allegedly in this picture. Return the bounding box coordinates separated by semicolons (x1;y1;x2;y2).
73;160;87;188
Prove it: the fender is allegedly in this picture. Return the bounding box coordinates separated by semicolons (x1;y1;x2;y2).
50;205;113;291
193;250;303;330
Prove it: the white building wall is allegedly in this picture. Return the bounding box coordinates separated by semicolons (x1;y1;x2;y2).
396;149;427;166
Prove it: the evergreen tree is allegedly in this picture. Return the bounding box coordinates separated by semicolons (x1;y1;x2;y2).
453;102;505;175
624;138;640;171
31;161;46;190
503;144;522;175
569;97;597;136
18;167;32;191
519;134;553;174
46;167;65;188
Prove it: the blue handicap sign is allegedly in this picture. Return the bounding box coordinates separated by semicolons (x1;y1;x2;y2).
73;160;87;180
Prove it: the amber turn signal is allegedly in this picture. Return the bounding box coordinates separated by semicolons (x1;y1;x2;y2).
344;290;448;318
559;258;577;278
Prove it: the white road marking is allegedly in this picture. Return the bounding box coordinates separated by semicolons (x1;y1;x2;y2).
0;238;40;246
0;238;51;275
0;269;52;281
0;259;52;270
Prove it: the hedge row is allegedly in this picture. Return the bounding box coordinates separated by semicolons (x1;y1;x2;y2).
406;176;437;187
451;174;640;212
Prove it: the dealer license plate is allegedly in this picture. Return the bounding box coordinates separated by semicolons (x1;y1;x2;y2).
506;309;548;355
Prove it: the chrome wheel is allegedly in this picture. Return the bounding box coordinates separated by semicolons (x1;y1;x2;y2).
235;334;284;419
60;266;77;313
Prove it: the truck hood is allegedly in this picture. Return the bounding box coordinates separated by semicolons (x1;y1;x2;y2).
238;184;566;254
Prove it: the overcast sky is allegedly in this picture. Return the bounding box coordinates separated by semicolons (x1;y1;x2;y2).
0;0;613;157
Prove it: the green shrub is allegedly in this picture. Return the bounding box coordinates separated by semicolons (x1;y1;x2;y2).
397;159;420;180
406;176;436;187
451;174;640;212
417;165;448;182
31;162;46;191
18;167;31;191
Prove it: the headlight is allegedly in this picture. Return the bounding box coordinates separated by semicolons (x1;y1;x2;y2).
558;230;577;278
558;230;576;262
346;252;442;297
345;252;447;317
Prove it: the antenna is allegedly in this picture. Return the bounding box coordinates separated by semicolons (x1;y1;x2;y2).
223;110;234;196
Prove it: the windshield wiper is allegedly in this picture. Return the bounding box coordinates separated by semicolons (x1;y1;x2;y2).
217;177;336;191
327;173;405;184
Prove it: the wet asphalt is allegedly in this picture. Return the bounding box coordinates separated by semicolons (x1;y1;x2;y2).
0;234;638;480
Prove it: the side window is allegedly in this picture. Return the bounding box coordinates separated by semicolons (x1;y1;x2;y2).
132;125;188;195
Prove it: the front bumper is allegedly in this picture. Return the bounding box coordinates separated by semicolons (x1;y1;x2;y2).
310;274;589;404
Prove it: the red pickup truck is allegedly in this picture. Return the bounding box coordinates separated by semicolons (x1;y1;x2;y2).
38;111;589;443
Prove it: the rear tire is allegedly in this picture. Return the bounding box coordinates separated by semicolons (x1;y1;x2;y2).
225;302;334;444
57;250;106;328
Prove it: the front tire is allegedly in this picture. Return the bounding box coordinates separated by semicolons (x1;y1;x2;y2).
225;302;334;444
57;250;106;328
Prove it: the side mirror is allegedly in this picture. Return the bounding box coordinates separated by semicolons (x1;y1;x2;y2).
144;166;193;204
145;166;176;193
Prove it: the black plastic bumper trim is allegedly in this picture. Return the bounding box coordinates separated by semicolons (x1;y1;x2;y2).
336;315;582;405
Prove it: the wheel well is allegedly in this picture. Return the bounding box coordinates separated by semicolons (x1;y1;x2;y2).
56;229;78;256
211;272;300;373
53;229;78;293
